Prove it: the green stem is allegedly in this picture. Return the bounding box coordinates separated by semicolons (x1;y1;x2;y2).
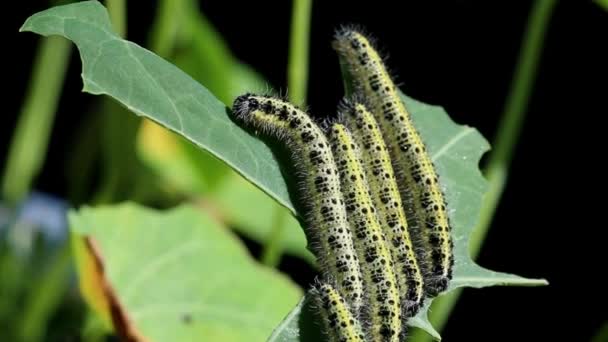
1;36;71;204
17;244;72;341
261;206;288;267
260;0;313;267
105;0;127;38
149;0;184;57
287;0;313;106
410;0;557;340
487;0;557;173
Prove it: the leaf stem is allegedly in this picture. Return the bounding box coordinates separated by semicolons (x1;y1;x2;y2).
1;36;71;204
287;0;313;106
410;0;557;340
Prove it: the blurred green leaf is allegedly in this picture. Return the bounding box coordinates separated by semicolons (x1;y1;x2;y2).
22;2;547;339
209;172;315;264
69;203;302;341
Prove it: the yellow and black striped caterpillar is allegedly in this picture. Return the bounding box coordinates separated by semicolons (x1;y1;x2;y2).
325;122;402;341
313;282;366;342
333;29;454;296
232;27;457;341
232;94;365;311
339;100;425;316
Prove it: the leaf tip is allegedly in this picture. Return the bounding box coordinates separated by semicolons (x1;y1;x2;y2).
532;278;549;286
19;20;33;33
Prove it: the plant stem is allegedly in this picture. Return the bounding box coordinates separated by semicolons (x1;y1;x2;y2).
17;243;72;341
287;0;313;106
1;37;71;204
149;0;183;57
261;0;313;267
261;205;288;267
410;0;557;340
106;0;127;38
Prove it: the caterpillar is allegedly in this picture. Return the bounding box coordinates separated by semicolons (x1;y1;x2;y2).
313;282;366;342
326;122;402;341
339;100;424;316
333;29;454;296
232;94;364;311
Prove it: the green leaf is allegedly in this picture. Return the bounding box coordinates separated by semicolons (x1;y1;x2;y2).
69;203;302;341
21;2;547;339
20;0;293;213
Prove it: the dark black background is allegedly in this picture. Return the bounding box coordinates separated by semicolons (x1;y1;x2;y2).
3;1;607;341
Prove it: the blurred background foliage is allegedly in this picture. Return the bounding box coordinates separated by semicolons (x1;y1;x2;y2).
1;0;607;341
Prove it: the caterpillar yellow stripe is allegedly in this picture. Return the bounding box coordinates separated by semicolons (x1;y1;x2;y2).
232;94;364;310
333;29;454;296
326;123;402;341
340;100;424;316
314;282;366;342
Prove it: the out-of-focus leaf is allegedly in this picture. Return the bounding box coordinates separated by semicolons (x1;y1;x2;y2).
69;203;302;341
209;173;315;264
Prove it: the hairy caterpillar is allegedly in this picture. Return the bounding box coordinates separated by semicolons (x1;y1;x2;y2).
339;100;424;316
326;122;402;341
333;29;454;296
313;282;366;342
232;94;364;310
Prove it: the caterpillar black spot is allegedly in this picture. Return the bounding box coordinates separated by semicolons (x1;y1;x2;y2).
326;122;402;341
339;100;424;316
232;94;364;310
333;29;454;296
